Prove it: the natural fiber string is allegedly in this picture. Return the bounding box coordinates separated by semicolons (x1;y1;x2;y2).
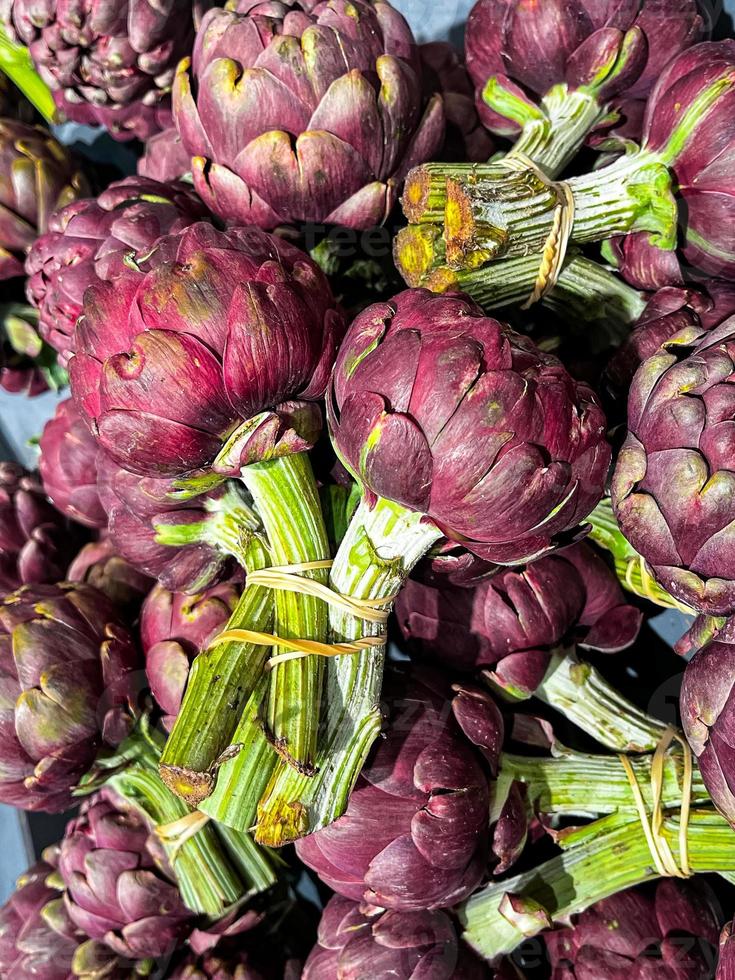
618;727;693;878
209;559;397;671
499;151;575;309
247;561;397;624
210;628;385;670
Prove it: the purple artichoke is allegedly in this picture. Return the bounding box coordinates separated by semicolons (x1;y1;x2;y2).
97;455;249;594
465;0;705;137
39;398;106;529
0;854;137;979
303;895;487;980
58;788;193;960
0;119;87;281
0;461;80;594
328;289;611;565
137;128;192;184
397;542;642;694
67;538;153;617
419;42;493;163
0;1;199;141
173;0;445;230
0;857;78;979
545;879;720;979
26;177;209;366
296;666;506;911
612;41;735;287
70;222;344;479
681;614;735;825
604;281;735;398
141;579;241;729
0;583;141;811
612;317;735;615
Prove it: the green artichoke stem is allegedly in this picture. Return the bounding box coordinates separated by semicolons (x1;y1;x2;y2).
0;28;58;123
106;764;255;917
238;452;331;775
154;482;268;573
402;150;677;273
395;239;647;343
492;81;610;178
587;498;695;614
253;494;442;847
501;744;710;817
531;649;670;752
459;810;735;960
199;482;363;835
159;531;274;805
198;673;277;833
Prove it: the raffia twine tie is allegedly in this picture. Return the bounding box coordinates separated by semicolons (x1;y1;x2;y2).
499;150;575;309
618;727;693;878
209;560;398;670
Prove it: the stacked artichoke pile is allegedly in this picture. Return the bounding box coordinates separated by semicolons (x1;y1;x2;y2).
4;0;735;977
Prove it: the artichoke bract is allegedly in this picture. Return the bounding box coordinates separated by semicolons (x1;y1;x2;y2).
137;127;192;184
0;0;199;141
97;456;256;594
681;615;735;825
141;579;241;729
0;857;78;980
0;583;141;811
26;177;209;366
611;40;735;287
67;538;153;617
296;666;505;911
397;542;642;694
612;317;735;615
604;281;735;400
58;788;194;960
0;461;80;594
39;398;106;530
303;894;487;980
328;289;611;565
70;222;344;478
173;0;445;229
0;119;87;282
544;879;720;979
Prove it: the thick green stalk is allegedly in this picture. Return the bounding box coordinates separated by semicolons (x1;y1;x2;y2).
587;498;695;613
154;482;266;575
254;495;442;846
393;230;646;340
530;650;670;752
0;28;57;123
459;811;735;960
501;745;709;817
491;81;610;178
215;821;279;894
198;675;278;832
238;452;330;774
159;526;273;805
402;150;677;273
